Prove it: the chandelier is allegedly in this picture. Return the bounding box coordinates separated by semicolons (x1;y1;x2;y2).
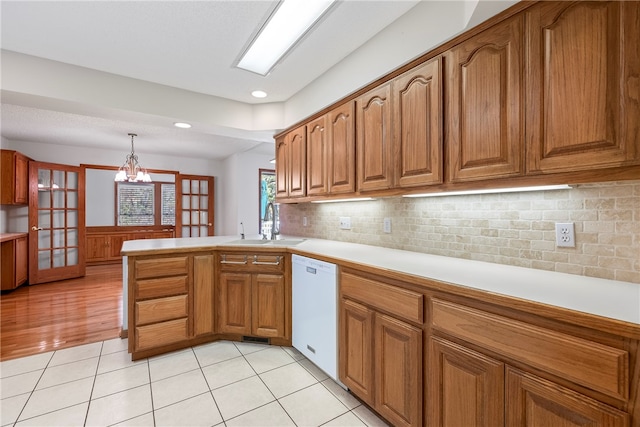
114;133;152;182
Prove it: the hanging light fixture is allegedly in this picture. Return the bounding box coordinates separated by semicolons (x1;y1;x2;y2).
114;133;152;182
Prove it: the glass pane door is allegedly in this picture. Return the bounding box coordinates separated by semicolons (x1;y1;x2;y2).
177;175;214;237
29;162;85;284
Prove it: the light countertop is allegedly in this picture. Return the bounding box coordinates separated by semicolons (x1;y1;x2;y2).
121;236;640;325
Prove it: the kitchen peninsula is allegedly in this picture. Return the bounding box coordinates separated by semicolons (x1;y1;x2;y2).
121;237;640;426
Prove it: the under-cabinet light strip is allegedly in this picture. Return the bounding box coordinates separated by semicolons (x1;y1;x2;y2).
402;185;573;198
311;197;375;204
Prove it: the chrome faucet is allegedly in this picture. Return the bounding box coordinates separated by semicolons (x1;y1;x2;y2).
263;202;279;240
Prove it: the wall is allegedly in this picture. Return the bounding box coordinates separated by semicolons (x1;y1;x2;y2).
280;181;640;284
0;139;274;235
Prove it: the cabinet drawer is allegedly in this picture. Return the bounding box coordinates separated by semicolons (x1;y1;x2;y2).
136;295;188;326
341;272;423;324
135;276;188;300
219;253;284;274
431;299;629;400
136;318;189;351
135;256;188;279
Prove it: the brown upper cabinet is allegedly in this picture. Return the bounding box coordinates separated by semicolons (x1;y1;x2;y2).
275;124;306;199
525;1;640;173
445;14;524;182
328;102;356;194
1;149;31;205
275;1;640;203
393;56;443;188
356;82;394;192
306;115;327;196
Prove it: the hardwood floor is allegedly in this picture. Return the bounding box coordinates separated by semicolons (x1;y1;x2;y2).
0;264;123;361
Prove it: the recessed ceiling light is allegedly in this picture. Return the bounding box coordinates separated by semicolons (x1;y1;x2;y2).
236;0;337;76
252;90;268;98
174;122;191;129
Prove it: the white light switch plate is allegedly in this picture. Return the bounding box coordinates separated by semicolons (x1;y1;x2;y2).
383;218;391;233
339;217;351;230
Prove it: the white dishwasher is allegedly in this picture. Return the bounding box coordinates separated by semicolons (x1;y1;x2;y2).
292;254;343;386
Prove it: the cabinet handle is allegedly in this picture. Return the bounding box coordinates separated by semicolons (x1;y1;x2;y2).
220;254;248;265
252;255;281;266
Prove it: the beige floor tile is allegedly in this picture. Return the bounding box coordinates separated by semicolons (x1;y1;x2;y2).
19;377;94;421
323;411;367;426
212;376;275;420
233;341;271;355
282;346;305;361
0;352;52;378
148;348;199;382
92;363;150;399
260;362;318;398
0;392;30;426
154;392;223;427
96;350;145;375
151;368;209;410
0;370;42;399
111;412;155;427
243;346;294;374
201;356;255;390
194;340;242;367
85;384;153;427
35;356;99;390
352;405;389;426
101;337;129;355
321;378;360;410
299;358;330;381
279;382;349;426
15;402;88;427
226;401;295;427
48;342;102;367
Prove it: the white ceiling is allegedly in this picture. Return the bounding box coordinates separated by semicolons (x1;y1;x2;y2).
0;0;422;161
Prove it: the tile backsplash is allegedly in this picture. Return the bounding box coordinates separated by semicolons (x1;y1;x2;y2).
280;180;640;284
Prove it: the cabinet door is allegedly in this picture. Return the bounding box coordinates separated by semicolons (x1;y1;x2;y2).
218;272;251;335
108;234;129;260
251;273;285;338
393;57;443;188
327;102;356;194
15;236;28;286
429;336;504;427
288;125;307;198
375;313;422;427
506;368;628;427
14;152;29;204
194;254;215;336
526;1;640;173
306;116;327;196
339;298;375;406
275;136;288;198
446;14;524;182
86;235;108;262
357;83;393;192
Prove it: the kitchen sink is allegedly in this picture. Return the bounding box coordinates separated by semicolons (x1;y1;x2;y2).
269;239;305;245
224;239;305;246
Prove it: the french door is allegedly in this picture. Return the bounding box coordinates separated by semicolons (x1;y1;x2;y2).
176;174;214;237
29;162;85;284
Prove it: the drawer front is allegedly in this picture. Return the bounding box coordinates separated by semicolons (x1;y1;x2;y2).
219;253;285;274
136;318;189;351
431;299;629;400
136;276;188;300
135;256;189;279
341;272;423;324
136;295;188;326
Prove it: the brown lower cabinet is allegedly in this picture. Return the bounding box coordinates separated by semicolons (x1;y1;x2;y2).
1;233;28;290
339;268;638;427
339;271;423;427
217;252;288;342
87;228;175;265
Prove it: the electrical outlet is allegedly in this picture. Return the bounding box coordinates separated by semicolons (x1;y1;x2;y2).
383;217;392;233
339;217;351;230
555;222;575;247
303;217;308;227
